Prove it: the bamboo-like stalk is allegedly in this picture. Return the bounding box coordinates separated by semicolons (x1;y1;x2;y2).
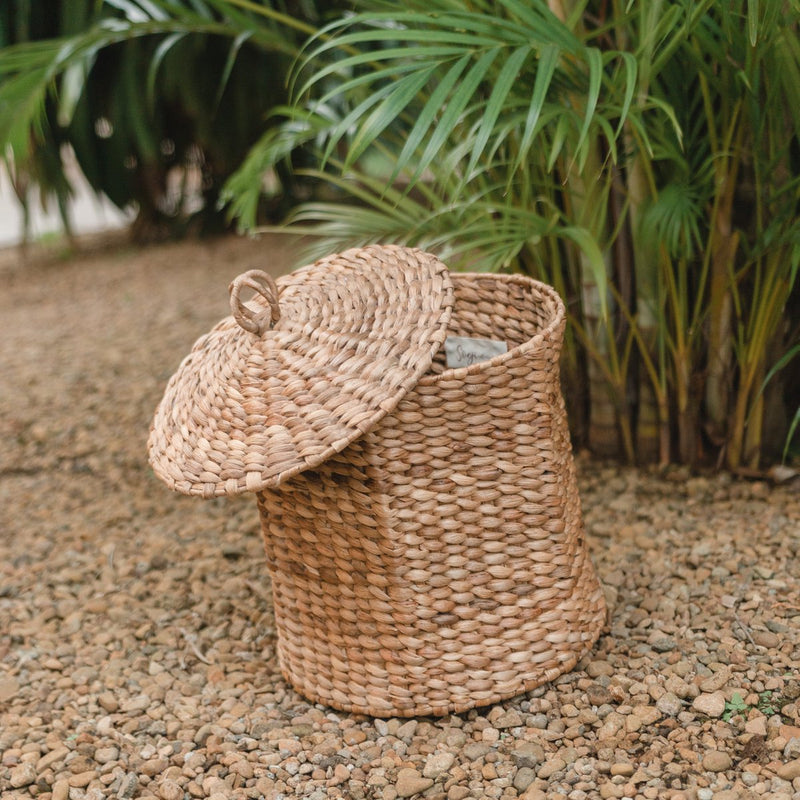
728;251;795;470
694;12;744;448
704;170;740;449
549;0;631;461
571;172;637;461
626;151;669;465
614;0;674;466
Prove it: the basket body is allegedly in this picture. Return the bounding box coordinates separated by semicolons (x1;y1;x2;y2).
257;273;606;717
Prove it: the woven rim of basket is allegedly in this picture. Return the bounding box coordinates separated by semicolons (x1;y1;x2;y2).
418;272;566;385
147;245;455;497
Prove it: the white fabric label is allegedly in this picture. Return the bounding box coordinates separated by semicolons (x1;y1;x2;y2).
444;336;508;369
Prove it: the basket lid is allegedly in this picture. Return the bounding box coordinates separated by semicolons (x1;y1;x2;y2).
148;245;454;497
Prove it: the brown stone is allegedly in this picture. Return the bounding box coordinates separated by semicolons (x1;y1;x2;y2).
692;692;726;718
395;768;433;798
702;751;732;773
610;763;634;777
776;758;800;780
586;661;615;678
9;762;36;789
69;770;98;788
0;678;20;703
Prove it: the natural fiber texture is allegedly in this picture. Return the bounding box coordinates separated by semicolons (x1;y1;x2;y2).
256;271;607;717
148;246;453;497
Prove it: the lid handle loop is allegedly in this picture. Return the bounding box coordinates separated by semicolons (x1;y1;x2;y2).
229;270;281;335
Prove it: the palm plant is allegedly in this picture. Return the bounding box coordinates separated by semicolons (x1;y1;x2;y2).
225;0;721;459
234;0;799;467
223;0;656;452
0;0;797;466
0;3;78;246
622;1;800;468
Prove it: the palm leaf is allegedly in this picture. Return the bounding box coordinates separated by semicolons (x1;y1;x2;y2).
513;42;559;175
390;52;473;185
572;46;603;171
215;29;255;107
221;106;336;229
465;43;530;179
289;2;639;202
402;46;501;188
0;0;301;155
146;31;187;106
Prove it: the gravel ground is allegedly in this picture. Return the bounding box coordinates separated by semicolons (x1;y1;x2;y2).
1;235;799;800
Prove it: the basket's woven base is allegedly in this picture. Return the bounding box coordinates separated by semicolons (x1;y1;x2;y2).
257;273;606;717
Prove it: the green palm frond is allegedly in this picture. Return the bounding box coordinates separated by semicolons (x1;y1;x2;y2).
279;0;640;195
0;0;307;156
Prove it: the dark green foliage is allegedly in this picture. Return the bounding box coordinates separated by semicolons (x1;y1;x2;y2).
0;1;339;240
66;23;290;238
0;2;79;243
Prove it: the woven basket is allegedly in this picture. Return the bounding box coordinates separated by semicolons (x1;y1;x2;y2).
149;245;606;717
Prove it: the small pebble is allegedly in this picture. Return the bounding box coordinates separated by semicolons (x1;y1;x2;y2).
481;727;500;743
784;736;800;759
752;630;780;648
423;751;455;779
656;692;683;716
745;716;767;736
395;767;433;798
586;661;614;678
158;779;183;800
0;678;20;703
691;692;726;718
396;720;418;740
538;757;566;779
520;790;547;800
512;743;545;768
9;762;36;788
463;742;492;761
701;751;732;773
52;780;70;800
610;763;634;777
776;758;800;780
69;770;98;788
95;746;120;764
650;637;676;653
494;709;524;729
513;767;537;791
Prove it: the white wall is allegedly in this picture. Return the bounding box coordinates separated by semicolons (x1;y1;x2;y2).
0;149;132;247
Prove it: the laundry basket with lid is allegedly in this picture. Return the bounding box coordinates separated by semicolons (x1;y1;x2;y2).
148;244;606;717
